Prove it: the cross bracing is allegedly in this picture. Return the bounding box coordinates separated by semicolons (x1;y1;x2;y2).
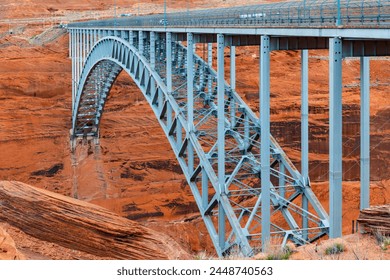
70;32;329;256
67;0;389;257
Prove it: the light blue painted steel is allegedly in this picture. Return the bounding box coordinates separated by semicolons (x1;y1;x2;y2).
65;1;390;257
71;30;75;111
301;49;309;240
336;0;342;26
207;43;213;98
138;31;143;56
150;32;156;69
260;35;271;250
217;33;226;252
217;33;225;196
329;37;343;238
187;33;194;131
166;32;172;93
69;27;332;256
230;46;236;90
230;46;236;128
360;57;370;210
187;32;194;175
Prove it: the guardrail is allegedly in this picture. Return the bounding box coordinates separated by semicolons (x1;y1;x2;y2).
68;0;390;28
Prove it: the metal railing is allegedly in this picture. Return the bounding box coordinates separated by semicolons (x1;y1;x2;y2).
68;0;390;29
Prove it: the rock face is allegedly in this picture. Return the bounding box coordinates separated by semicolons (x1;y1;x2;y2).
0;181;188;259
0;226;24;260
358;205;390;235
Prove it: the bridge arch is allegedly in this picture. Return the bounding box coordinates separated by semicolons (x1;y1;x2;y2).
72;36;170;137
71;32;329;257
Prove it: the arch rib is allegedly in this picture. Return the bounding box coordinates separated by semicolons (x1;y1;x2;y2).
72;33;329;257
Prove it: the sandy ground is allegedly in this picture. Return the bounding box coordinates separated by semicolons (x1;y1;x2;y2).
0;0;389;259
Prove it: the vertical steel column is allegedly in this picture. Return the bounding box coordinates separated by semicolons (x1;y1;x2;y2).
150;31;156;107
360;57;370;210
79;29;82;79
86;30;89;56
94;29;97;45
166;32;172;93
217;34;226;252
76;30;80;90
208;43;213;67
138;31;143;56
73;30;76;102
217;34;226;195
329;37;343;238
187;33;194;130
82;30;86;64
301;49;309;240
69;29;72;59
230;46;236;128
71;30;75;113
208;43;213;95
260;35;271;250
230;46;236;90
187;32;194;175
129;31;134;46
150;32;156;70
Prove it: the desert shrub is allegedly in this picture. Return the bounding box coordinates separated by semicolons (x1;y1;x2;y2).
380;237;390;251
266;245;293;260
325;243;345;255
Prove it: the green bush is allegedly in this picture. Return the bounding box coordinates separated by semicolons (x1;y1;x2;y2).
325;243;345;255
381;238;390;251
266;246;292;260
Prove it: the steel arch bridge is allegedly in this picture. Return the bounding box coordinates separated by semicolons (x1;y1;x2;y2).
68;1;390;257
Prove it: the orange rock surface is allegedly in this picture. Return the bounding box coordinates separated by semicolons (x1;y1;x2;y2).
0;226;24;260
0;0;389;259
0;181;188;259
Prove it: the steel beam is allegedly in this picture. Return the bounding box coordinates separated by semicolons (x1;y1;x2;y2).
187;32;194;130
166;32;172;93
208;43;213;96
329;37;343;238
150;31;156;69
230;46;236;90
217;33;226;252
76;30;80;90
129;30;134;46
139;31;143;56
301;49;309;240
71;30;75;113
82;30;86;64
360;57;370;210
260;35;271;250
202;168;209;209
186;33;195;174
86;30;89;56
217;34;225;195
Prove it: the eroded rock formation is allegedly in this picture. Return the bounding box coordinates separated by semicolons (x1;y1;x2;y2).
358;204;390;235
0;181;188;259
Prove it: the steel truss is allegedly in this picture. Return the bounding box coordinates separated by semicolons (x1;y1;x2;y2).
70;30;329;257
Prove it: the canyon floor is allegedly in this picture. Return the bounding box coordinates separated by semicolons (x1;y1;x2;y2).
0;0;390;259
